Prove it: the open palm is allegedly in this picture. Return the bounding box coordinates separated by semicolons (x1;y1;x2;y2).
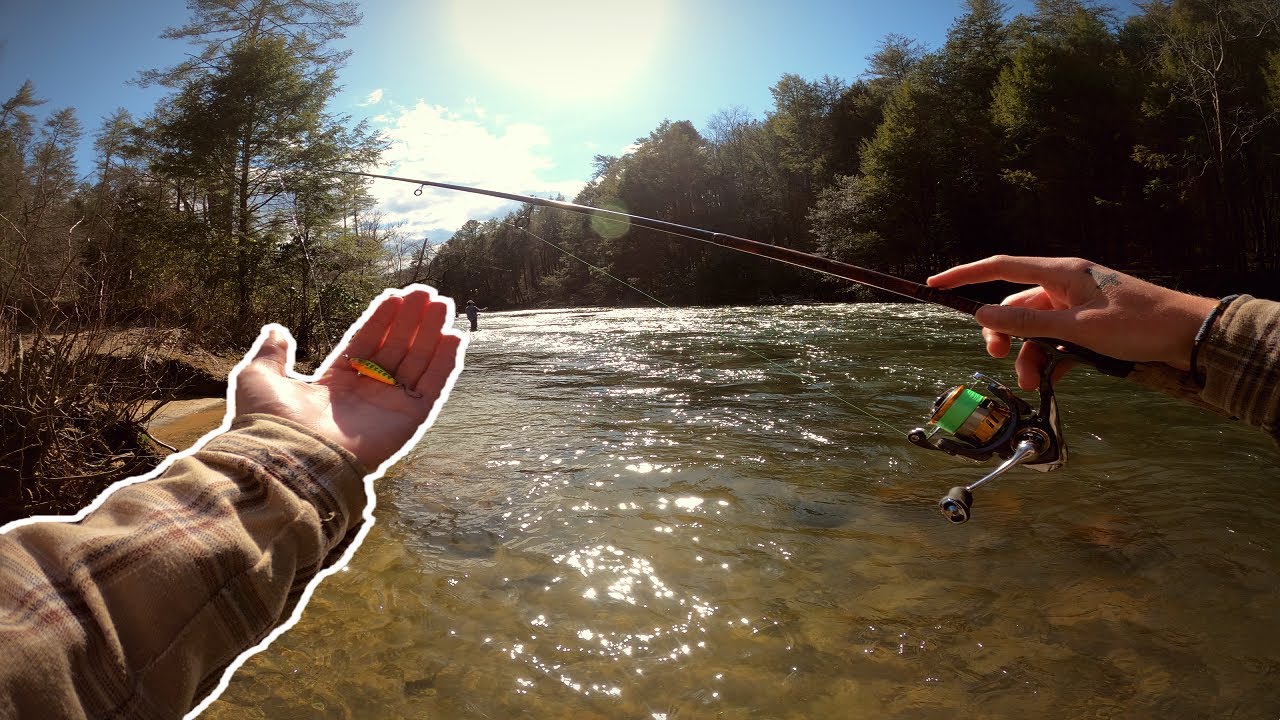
232;287;466;471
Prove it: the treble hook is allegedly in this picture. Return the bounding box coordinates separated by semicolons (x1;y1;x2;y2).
344;355;424;398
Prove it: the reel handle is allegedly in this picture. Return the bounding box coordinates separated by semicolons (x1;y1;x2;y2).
939;486;973;524
937;436;1044;523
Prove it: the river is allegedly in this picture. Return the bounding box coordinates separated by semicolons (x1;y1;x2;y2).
203;303;1280;719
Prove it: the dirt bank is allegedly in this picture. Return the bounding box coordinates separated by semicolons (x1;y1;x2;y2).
146;398;229;452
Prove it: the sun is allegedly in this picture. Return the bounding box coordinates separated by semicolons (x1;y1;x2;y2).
447;0;669;102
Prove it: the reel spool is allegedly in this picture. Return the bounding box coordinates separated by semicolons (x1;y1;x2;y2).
929;385;1011;448
908;362;1066;524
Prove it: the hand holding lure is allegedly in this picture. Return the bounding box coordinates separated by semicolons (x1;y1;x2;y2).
344;355;423;398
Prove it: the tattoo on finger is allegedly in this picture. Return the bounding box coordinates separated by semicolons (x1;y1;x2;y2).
1086;267;1120;291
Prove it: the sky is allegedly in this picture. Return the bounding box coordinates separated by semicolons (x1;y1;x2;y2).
0;0;1133;243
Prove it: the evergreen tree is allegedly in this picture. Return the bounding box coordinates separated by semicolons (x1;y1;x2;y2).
137;0;384;345
1134;0;1280;269
762;74;849;252
991;0;1136;259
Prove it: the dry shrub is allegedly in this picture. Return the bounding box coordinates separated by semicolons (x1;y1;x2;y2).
0;318;192;523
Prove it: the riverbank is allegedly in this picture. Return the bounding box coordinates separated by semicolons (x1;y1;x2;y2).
0;326;244;523
146;397;229;452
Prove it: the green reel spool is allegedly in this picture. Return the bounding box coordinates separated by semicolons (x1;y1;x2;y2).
929;385;1009;445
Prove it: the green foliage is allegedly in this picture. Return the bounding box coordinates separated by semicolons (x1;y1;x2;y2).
132;0;387;351
0;1;397;506
4;0;1279;510
1131;0;1280;266
1267;49;1280;110
9;0;1279;356
839;74;954;271
426;0;1278;311
991;0;1140;257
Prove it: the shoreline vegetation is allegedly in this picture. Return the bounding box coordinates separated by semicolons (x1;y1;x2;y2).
4;0;1278;520
0;325;236;523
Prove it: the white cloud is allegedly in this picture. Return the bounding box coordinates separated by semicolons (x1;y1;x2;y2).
369;100;585;242
359;88;384;106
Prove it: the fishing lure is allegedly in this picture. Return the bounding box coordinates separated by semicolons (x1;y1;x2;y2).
344;355;423;398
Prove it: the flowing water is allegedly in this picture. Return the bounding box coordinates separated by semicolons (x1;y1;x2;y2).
204;304;1280;719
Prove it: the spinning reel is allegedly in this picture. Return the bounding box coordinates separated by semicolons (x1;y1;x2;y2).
908;357;1066;524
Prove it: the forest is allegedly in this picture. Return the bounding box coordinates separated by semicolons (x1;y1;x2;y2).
429;0;1280;308
1;0;1277;516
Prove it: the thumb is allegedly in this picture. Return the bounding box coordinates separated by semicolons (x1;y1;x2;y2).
975;304;1075;342
247;324;295;376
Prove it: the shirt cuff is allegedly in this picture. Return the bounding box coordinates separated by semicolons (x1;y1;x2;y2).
1198;295;1280;442
196;413;369;553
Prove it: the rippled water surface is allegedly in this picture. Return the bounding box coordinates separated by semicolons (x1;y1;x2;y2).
205;304;1280;719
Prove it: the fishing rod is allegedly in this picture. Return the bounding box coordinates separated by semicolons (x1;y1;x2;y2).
331;168;1212;523
336;170;985;311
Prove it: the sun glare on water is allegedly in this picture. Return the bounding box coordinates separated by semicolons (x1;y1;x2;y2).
448;0;670;102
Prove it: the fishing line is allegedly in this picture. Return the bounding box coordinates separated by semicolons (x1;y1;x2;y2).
329;169;1156;383
506;215;909;438
512;216;1064;524
317;169;1163;522
275;176;335;347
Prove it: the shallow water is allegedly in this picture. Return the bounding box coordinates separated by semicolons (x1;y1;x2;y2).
204;304;1280;719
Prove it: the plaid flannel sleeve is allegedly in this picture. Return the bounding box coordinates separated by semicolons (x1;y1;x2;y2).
0;414;368;720
1199;295;1280;443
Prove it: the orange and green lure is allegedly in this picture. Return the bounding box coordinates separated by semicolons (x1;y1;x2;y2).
344;355;423;398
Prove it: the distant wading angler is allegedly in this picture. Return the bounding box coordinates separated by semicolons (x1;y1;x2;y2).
464;299;486;331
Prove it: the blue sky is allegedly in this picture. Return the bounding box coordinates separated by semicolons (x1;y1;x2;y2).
0;0;1133;242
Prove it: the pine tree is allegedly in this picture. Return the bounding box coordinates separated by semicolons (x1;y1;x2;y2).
136;0;384;343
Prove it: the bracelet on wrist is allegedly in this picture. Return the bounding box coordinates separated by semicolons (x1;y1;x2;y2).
1189;294;1240;388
